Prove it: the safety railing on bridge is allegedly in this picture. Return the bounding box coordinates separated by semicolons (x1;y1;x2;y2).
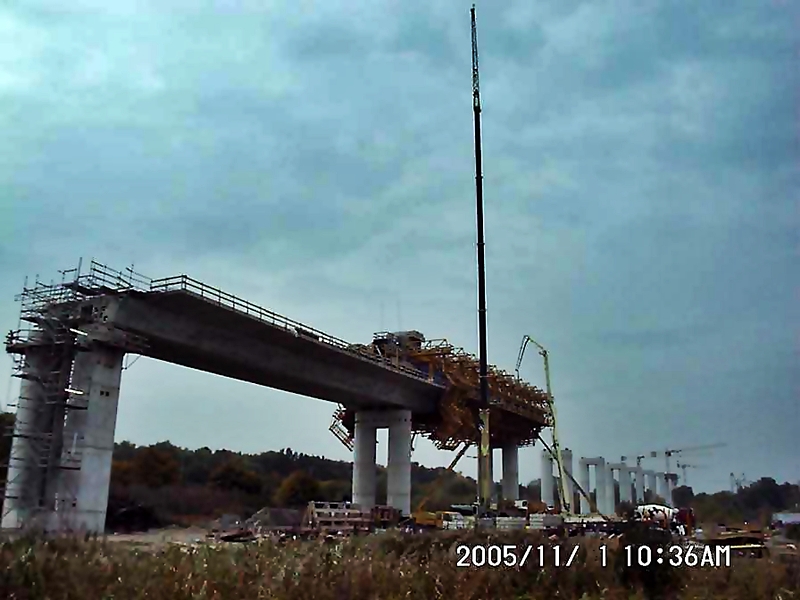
149;274;437;384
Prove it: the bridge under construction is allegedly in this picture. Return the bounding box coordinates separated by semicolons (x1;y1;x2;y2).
2;260;553;533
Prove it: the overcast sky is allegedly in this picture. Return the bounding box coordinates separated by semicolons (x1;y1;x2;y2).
1;1;797;494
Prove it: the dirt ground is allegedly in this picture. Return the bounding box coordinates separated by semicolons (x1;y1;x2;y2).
103;526;211;549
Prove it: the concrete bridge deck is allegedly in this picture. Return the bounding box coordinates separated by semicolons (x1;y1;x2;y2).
102;280;444;413
2;260;551;532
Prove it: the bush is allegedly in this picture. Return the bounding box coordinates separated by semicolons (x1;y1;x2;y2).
0;532;797;599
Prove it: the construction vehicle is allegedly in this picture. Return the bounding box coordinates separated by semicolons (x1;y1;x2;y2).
515;335;569;512
406;442;471;530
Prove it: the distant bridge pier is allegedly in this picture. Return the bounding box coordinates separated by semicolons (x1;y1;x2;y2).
578;456;607;514
352;409;412;516
632;466;645;503
501;445;519;501
540;448;554;506
643;470;657;500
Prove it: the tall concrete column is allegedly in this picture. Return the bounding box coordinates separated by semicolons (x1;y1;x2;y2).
633;466;645;503
386;409;412;515
1;343;53;530
644;470;657;498
618;466;632;503
578;458;591;514
665;474;676;507
594;458;607;514
501;445;519;502
605;465;616;515
561;448;574;511
51;347;124;533
352;413;377;510
655;472;668;502
540;448;553;506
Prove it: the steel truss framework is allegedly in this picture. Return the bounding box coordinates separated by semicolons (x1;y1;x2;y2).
333;332;553;451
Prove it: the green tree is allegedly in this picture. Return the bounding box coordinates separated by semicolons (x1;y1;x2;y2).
132;447;180;488
273;471;320;507
209;459;262;495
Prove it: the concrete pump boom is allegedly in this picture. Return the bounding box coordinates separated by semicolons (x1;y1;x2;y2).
516;335;569;513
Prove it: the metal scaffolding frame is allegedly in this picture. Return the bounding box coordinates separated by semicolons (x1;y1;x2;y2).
2;260;149;529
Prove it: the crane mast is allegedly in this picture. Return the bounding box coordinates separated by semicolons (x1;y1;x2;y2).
470;4;491;512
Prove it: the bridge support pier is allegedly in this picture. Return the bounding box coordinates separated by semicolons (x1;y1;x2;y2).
643;470;657;500
386;410;412;515
501;445;518;502
578;457;607;514
618;466;633;504
51;348;124;533
655;471;669;503
540;448;553;506
2;342;53;530
351;409;412;516
352;413;378;511
2;340;123;534
561;448;574;512
632;466;645;504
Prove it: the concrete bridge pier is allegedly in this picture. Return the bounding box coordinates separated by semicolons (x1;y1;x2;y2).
386;410;412;515
540;448;554;506
561;448;574;512
501;445;519;501
632;466;645;503
643;470;657;499
1;343;53;530
352;409;412;516
578;457;607;514
51;347;124;533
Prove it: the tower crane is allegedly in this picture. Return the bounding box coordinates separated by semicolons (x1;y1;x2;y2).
628;443;726;473
515;335;570;513
676;462;703;484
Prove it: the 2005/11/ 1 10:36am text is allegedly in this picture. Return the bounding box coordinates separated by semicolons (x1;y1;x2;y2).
455;544;732;568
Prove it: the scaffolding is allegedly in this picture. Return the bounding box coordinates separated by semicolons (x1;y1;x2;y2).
2;260;149;528
329;332;553;452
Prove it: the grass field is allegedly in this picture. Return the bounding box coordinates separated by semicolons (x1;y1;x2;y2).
1;530;798;599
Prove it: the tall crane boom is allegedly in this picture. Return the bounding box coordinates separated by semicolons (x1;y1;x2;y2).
470;4;491;512
516;335;570;512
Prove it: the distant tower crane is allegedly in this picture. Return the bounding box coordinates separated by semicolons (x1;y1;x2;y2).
676;462;703;484
516;335;569;512
730;472;748;493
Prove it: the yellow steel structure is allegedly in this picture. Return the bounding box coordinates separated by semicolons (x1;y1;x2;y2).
334;332;553;452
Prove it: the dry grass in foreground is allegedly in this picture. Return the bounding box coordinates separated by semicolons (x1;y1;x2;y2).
1;530;798;599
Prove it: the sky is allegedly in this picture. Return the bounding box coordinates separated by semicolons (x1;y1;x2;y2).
1;0;797;495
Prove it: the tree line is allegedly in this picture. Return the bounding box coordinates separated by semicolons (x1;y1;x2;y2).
0;412;797;527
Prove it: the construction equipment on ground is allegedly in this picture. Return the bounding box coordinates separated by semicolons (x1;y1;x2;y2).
516;334;569;513
407;441;471;530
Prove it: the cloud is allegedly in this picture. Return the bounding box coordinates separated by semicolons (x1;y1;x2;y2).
1;0;797;493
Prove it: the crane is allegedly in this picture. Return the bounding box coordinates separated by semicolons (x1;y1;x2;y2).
628;443;726;473
470;3;491;514
676;462;703;484
515;334;570;513
660;443;725;475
